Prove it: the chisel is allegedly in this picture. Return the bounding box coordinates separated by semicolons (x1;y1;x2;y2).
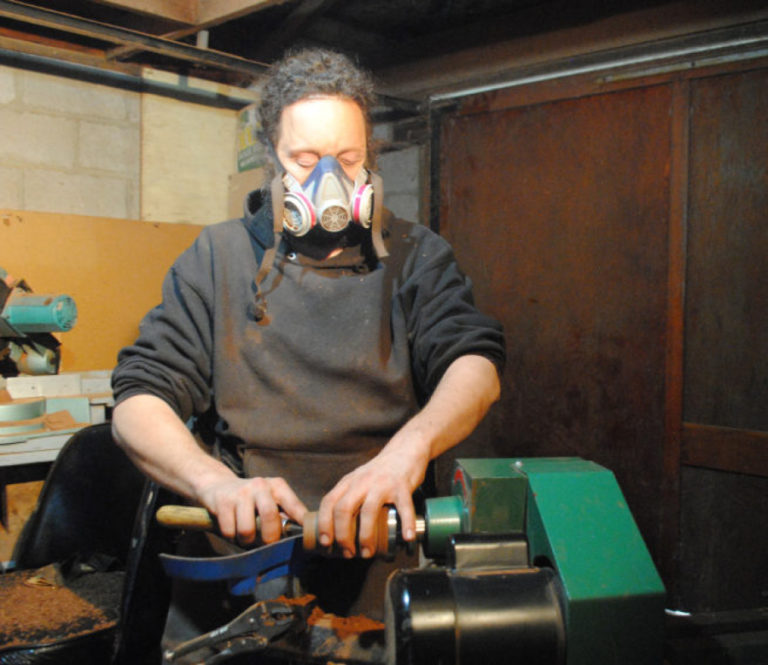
155;504;415;557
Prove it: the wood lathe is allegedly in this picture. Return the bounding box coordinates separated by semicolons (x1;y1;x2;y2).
156;457;665;665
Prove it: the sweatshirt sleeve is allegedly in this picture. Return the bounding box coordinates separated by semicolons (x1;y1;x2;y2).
397;228;506;401
111;234;215;422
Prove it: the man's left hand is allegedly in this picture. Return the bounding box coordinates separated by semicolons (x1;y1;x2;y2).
316;435;428;558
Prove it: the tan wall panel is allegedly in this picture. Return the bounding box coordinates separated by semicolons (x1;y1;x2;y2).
1;209;201;372
141;93;237;225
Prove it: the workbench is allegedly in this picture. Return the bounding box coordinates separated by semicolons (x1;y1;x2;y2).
0;372;113;529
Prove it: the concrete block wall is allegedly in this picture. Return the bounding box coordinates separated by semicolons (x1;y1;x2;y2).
0;65;140;219
0;62;422;227
377;145;423;224
373;121;423;224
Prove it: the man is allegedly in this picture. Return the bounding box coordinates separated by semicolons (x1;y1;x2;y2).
111;48;504;573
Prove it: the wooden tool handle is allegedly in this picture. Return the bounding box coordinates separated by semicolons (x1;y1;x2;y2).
155;505;297;538
302;507;394;554
156;505;217;531
154;505;336;551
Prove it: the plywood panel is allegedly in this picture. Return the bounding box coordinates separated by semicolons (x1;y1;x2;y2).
683;423;768;477
679;466;768;611
141;93;237;225
431;54;767;613
437;84;672;556
1;210;201;372
684;68;768;432
678;67;768;612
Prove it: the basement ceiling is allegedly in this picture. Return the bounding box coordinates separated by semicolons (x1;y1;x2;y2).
1;0;767;106
0;0;684;88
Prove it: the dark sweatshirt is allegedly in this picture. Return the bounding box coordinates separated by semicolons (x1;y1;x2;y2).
112;192;505;507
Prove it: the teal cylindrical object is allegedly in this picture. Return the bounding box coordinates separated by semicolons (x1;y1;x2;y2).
423;494;464;558
4;293;78;333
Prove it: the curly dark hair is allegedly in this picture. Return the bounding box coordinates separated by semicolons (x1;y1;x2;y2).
257;47;376;167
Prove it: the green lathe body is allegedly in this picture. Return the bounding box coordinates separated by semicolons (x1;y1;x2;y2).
424;458;665;665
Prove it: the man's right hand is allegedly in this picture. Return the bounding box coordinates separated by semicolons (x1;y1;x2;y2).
197;476;307;545
112;394;307;546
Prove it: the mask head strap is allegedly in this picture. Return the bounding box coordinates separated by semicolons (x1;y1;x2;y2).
248;173;284;322
369;171;388;259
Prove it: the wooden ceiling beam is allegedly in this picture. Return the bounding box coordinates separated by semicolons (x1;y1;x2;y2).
105;0;287;61
0;0;268;74
107;25;199;61
0;26;142;74
0;24;103;56
85;0;197;25
44;0;286;30
376;2;768;98
195;0;289;26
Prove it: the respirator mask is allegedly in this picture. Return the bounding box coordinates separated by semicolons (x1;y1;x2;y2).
281;155;374;238
252;154;387;320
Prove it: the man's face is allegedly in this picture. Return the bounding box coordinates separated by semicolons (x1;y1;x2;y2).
275;96;367;185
